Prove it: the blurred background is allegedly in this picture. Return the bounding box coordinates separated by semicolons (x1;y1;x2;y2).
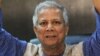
1;0;96;42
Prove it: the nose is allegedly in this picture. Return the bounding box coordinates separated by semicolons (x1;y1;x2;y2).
46;23;54;31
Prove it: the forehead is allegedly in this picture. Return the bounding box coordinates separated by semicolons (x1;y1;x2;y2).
38;8;63;20
38;8;63;21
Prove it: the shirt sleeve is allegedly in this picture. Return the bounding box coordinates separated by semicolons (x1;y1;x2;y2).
0;9;27;56
83;10;100;56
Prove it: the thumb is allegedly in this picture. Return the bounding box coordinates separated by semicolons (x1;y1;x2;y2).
93;0;100;13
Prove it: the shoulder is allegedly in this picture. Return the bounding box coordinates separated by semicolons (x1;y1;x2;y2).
72;42;83;56
23;43;39;56
64;42;83;56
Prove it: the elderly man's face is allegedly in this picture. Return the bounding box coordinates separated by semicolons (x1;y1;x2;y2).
34;8;68;47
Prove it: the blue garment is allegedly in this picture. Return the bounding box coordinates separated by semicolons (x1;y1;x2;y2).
83;11;100;56
0;9;27;56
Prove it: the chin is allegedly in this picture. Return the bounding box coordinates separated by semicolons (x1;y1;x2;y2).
43;42;60;48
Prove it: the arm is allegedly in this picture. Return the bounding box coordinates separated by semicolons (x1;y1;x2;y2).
83;0;100;56
0;1;27;56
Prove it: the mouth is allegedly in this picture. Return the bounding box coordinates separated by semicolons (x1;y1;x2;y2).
45;35;57;38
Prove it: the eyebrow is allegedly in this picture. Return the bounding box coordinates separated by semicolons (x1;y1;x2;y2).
52;18;64;22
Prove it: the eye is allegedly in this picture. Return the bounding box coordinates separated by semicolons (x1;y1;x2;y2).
53;21;62;25
39;21;47;26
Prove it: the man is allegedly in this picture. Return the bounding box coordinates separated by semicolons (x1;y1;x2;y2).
0;0;100;56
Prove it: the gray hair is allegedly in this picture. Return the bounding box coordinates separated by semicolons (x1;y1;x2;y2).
32;0;69;27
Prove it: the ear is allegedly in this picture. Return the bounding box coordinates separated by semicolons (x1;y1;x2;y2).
33;27;38;35
65;25;69;35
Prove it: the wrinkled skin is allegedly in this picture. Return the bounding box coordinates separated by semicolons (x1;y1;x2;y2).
34;8;69;48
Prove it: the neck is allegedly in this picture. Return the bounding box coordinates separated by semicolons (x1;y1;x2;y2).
42;43;65;56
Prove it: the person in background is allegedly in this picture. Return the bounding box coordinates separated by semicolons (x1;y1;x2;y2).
0;0;100;56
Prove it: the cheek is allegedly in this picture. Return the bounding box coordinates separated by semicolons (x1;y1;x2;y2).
56;26;66;34
36;27;45;40
36;26;45;34
56;26;66;38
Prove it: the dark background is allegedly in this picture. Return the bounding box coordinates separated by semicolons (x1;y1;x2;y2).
1;0;95;41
